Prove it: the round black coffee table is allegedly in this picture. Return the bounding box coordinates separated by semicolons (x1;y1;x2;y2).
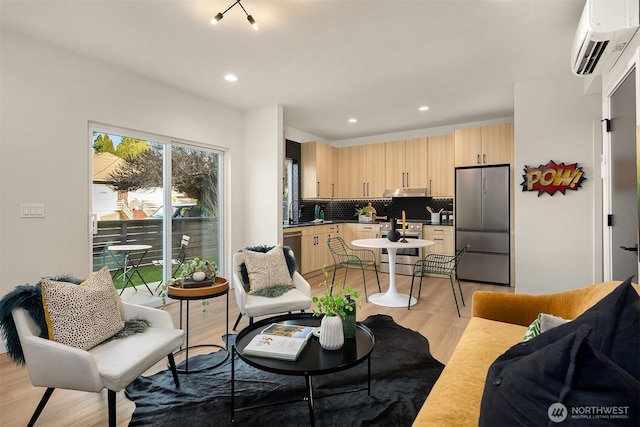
231;313;375;426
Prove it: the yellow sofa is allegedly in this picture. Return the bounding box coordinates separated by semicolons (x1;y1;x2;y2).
413;280;638;426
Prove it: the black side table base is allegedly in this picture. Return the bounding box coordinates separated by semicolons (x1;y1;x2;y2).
168;285;229;375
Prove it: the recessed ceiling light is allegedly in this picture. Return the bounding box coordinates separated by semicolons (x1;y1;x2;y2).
224;74;238;82
348;118;358;123
419;106;430;111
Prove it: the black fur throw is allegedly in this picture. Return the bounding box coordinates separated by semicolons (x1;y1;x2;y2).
0;274;83;365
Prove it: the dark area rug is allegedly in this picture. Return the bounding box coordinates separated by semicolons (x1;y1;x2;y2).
126;314;444;426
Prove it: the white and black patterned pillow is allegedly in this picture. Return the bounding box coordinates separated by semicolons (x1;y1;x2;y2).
242;244;294;294
41;266;124;350
522;313;570;342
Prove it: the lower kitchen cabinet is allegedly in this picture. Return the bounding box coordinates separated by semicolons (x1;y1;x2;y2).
300;224;342;275
423;225;454;256
353;223;381;264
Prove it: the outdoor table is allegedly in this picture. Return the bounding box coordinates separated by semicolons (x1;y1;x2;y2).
107;244;152;295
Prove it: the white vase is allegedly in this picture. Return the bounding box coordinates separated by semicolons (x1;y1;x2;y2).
192;271;206;282
319;315;344;350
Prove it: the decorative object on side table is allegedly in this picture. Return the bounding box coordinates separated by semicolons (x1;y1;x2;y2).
159;258;220;314
312;270;361;349
180;258;218;282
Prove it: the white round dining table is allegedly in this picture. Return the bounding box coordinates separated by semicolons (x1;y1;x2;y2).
351;238;435;308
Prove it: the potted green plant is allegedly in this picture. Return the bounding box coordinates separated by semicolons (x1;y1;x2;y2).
354;207;370;223
158;258;219;316
312;269;361;349
180;258;218;282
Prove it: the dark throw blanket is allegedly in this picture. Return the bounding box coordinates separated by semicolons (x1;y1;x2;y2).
0;274;150;365
126;314;445;426
0;275;83;365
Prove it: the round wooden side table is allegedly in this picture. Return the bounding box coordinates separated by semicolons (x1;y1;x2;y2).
167;276;229;373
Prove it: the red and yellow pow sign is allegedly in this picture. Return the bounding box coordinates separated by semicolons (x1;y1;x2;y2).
521;160;586;196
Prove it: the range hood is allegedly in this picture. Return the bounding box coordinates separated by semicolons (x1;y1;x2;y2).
383;188;428;197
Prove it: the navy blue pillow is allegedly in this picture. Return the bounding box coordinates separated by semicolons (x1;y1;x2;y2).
479;277;640;426
479;324;639;426
494;277;639;379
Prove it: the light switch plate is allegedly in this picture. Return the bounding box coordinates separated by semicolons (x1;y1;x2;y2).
20;204;45;218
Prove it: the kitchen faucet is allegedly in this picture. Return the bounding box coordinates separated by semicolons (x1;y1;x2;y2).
288;200;294;224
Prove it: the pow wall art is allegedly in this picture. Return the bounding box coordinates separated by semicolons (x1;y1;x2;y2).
521;160;586;196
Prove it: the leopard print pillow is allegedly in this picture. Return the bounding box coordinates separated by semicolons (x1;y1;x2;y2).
41;266;124;350
242;244;294;294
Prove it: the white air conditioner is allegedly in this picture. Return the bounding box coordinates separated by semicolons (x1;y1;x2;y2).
571;0;639;76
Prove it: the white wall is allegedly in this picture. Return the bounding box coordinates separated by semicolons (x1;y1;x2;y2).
243;105;284;246
514;76;602;294
0;32;247;298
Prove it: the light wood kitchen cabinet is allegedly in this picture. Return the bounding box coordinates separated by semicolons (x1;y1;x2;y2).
481;123;513;165
454;123;513;167
337;143;385;198
385;138;428;189
355;223;381;262
336;145;363;198
323;223;342;269
365;143;386;197
342;224;357;248
423;225;454;255
301;226;325;275
301;141;337;198
300;224;342;275
427;133;454;196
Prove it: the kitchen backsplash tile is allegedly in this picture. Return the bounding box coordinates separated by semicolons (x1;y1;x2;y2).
299;197;453;223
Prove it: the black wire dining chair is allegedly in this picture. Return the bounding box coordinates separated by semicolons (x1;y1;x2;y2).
408;244;470;315
327;236;381;301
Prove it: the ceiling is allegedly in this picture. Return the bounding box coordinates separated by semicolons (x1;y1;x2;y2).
0;0;587;141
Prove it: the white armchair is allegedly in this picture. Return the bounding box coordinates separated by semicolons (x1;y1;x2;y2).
13;301;185;427
232;250;312;330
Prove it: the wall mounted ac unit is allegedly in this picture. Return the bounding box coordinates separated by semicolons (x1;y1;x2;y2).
571;0;639;76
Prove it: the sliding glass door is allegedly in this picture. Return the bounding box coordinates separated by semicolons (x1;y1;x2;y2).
90;125;223;294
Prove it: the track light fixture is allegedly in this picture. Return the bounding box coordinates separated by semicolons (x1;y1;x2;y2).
210;0;259;31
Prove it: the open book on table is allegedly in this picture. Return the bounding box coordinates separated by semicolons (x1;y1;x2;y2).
242;323;315;361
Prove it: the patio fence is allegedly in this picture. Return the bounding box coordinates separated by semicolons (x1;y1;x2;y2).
93;218;219;271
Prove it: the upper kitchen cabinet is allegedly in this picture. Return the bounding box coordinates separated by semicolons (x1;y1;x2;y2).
385;138;428;189
337;143;385;198
336;145;363;197
365;143;386;197
427;133;454;196
454;123;513;167
481;123;513;166
302;141;337;198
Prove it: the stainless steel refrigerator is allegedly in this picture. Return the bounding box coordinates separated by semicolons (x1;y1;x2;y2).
455;165;510;285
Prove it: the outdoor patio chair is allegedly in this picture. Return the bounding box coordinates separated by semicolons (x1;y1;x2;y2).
327;236;381;302
154;234;190;292
408;244;470;316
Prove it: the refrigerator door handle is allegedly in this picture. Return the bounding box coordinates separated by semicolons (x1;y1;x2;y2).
483;176;487;194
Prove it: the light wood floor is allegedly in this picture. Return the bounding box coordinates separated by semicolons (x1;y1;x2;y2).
0;270;512;426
